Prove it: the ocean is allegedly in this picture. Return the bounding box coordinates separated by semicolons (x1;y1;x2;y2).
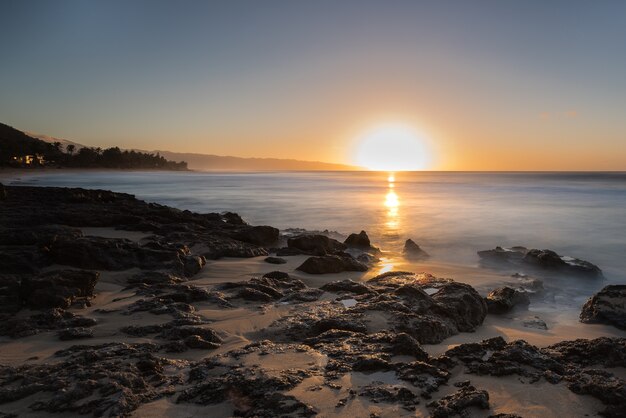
6;170;626;286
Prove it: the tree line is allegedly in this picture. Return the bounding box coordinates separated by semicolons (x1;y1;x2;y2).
0;123;187;170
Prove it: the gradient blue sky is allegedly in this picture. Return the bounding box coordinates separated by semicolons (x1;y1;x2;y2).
1;0;625;169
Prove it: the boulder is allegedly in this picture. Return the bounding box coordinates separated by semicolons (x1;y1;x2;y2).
344;230;377;251
427;384;490;418
234;225;279;246
182;255;206;277
320;279;373;295
580;285;626;330
431;282;487;332
287;234;346;255
485;286;530;314
403;239;429;259
478;246;602;277
523;249;602;277
0;276;22;315
264;256;287;264
21;270;100;310
296;254;368;274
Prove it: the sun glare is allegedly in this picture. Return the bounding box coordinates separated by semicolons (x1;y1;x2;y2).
354;124;431;171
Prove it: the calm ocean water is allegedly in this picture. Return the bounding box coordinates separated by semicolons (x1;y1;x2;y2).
7;171;626;284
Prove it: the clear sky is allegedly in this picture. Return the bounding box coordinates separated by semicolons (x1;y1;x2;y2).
1;0;625;170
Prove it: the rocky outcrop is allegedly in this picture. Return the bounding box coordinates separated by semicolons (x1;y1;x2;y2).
344;230;371;248
21;269;100;310
0;308;97;338
478;246;602;277
427;383;490;418
296;254;368;274
580;285;626;330
264;256;286;264
445;337;626;418
286;234;346;255
485;286;530;314
403;239;429;259
233;225;279;246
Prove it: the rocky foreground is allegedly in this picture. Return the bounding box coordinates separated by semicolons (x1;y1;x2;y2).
0;184;625;417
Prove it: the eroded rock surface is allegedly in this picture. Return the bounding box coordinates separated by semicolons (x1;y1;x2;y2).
478;246;602;277
580;285;626;330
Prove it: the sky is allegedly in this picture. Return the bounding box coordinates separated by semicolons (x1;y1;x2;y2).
1;0;625;170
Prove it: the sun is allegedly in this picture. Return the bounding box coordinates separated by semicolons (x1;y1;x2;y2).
353;123;431;171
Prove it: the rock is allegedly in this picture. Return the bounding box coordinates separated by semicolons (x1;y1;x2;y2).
126;271;184;286
478;246;527;262
478;246;602;277
0;308;97;338
21;270;100;310
0;276;22;315
356;253;380;264
580;285;626;330
427;385;490;417
0;342;173;417
320;279;373;295
344;230;379;253
233;225;279;246
485;286;530;314
263;270;290;280
524;249;602;277
264;256;287;264
182;255;206;277
357;384;419;408
58;327;94;340
296;254;368;274
523;316;548;330
431;283;487;332
403;239;429;259
287;234;346;255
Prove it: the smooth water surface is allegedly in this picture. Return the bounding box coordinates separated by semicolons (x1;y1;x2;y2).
7;170;626;283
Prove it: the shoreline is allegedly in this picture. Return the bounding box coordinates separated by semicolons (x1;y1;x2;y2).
0;184;624;417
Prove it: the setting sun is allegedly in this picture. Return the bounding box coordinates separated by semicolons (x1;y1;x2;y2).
354;124;431;171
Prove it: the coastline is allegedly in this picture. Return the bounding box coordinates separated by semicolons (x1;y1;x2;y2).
0;184;624;417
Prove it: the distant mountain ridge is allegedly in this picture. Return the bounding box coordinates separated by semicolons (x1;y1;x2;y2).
154;150;357;171
8;124;358;171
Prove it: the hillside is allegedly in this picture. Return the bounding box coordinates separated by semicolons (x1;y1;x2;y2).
0;123;186;170
155;150;358;171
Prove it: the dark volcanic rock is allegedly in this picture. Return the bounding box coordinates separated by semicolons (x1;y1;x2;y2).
0;276;22;315
0;342;177;417
57;327;94;340
431;282;487;333
427;385;490;418
403;239;429;259
233;225;279;246
287;234;346;255
343;230;379;254
580;285;626;330
0;308;97;338
296;254;368;274
485;286;530;314
344;230;371;248
478;246;602;277
264;256;287;264
320;279;373;295
21;269;100;310
446;337;626;417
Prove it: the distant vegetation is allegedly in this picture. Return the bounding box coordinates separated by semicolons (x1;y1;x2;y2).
0;123;187;170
